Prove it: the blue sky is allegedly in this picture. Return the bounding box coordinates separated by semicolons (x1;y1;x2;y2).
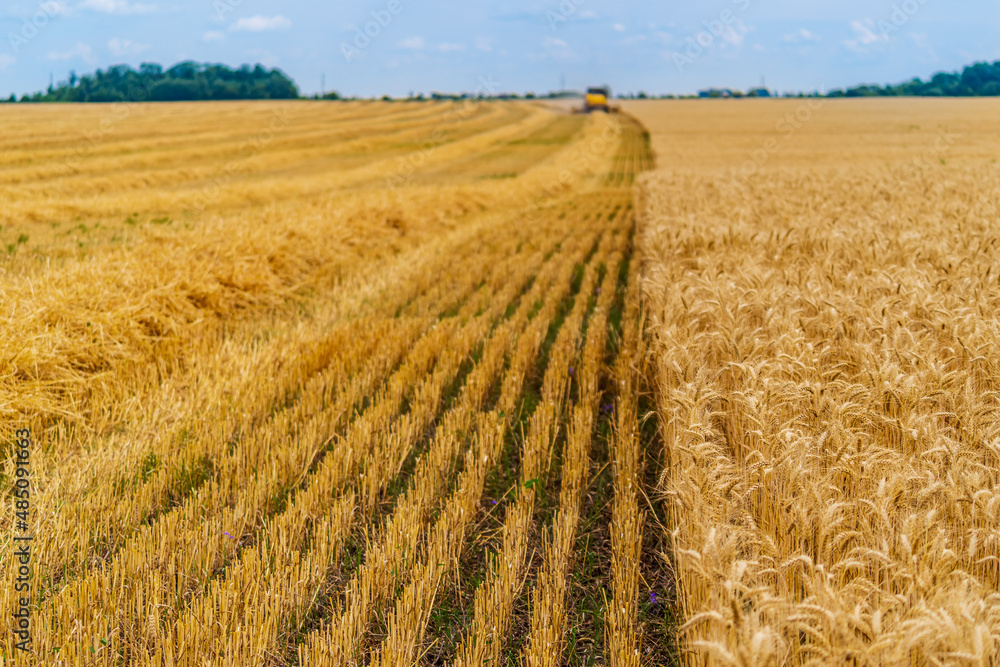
1;0;998;98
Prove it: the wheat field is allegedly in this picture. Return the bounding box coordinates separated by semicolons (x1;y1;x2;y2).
0;100;671;666
6;94;999;666
627;98;1000;665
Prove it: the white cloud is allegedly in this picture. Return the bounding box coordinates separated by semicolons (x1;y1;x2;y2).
229;15;291;32
38;1;70;16
578;9;598;19
720;19;752;48
79;0;155;15
108;37;150;56
612;23;626;32
390;39;467;56
783;28;820;43
621;35;647;46
722;26;744;47
397;36;425;50
910;32;936;59
202;31;226;43
47;41;94;62
540;36;576;61
844;19;889;53
0;54;14;70
246;48;279;67
475;36;494;52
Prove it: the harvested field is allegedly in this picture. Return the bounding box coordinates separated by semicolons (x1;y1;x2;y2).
8;92;996;667
0;100;664;666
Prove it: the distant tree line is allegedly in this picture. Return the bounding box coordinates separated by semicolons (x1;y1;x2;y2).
827;61;1000;97
6;62;299;103
6;59;1000;103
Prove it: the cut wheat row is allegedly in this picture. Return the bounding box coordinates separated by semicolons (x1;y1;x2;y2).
36;202;530;586
143;324;486;664
604;224;646;667
8;101;449;190
24;173;558;579
150;103;551;217
138;204;587;663
1;99;436;167
37;318;453;662
5;162;585;661
0;108;622;655
138;230;562;665
523;227;626;667
0;107;600;460
10;102;517;216
41;321;393;579
369;219;620;667
2;106;608;436
0;112;624;655
298;220;605;666
34;255;523;663
74;228;560;664
366;412;511;667
0;103;554;433
452;203;625;667
296;221;601;665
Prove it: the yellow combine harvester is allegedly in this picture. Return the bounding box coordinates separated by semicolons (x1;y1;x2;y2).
580;85;619;113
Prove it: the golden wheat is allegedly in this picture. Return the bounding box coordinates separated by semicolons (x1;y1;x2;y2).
299;220;598;666
630;98;1000;665
524;230;623;667
0;101;654;665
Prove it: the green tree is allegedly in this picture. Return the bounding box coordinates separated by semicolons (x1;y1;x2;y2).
22;61;301;103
